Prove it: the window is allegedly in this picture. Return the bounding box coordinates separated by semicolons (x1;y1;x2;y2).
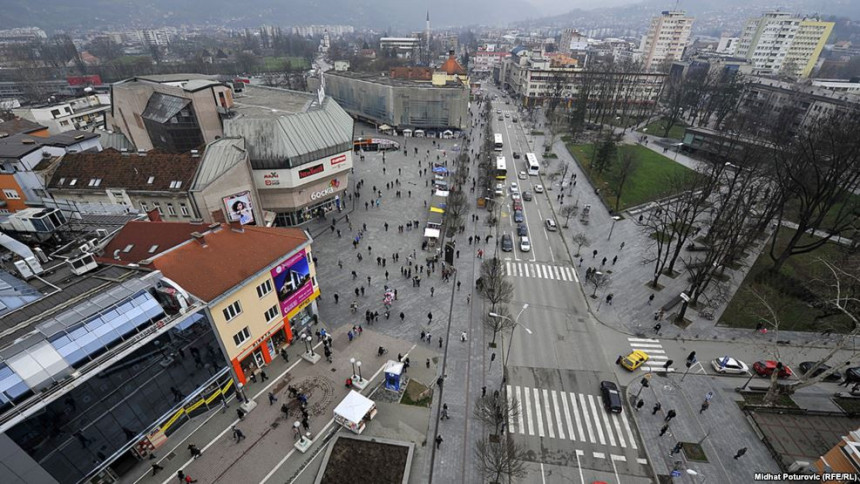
153;202;163;215
69;179;77;186
264;305;279;323
50;109;61;118
169;180;182;189
3;189;20;200
232;327;251;346
139;202;149;212
147;176;155;184
88;178;102;187
58;177;66;185
166;203;176;216
256;280;273;298
180;203;190;216
148;245;159;254
122;244;134;253
222;300;242;322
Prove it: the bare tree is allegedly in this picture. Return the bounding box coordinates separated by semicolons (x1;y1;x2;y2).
560;205;579;228
609;149;639;212
484;306;516;347
571;233;589;256
474;437;529;484
473;394;520;436
587;270;610;298
479;257;513;312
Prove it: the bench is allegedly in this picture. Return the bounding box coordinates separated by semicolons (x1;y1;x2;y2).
661;295;684;312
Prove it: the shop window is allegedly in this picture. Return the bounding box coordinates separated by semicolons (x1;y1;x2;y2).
256;280;272;298
222;300;242;322
264;305;279;323
233;327;250;346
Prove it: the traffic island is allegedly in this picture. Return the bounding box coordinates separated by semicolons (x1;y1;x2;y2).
681;442;708;462
315;434;414;484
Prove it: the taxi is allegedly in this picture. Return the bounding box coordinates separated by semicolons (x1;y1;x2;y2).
620;350;649;371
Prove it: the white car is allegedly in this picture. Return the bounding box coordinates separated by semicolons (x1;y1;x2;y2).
494;183;504;196
518;171;527;180
711;357;749;374
520;236;531;252
510;182;519;193
511;192;521;201
545;219;557;231
534;184;544;193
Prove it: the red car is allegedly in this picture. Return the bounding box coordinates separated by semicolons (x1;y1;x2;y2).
512;200;523;211
753;360;793;378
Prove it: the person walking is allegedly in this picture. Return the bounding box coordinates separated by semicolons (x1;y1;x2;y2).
435;435;443;448
648;294;655;305
438;336;443;348
700;401;710;413
236;408;245;420
734;447;748;459
654;322;662;334
635;399;645;411
301;417;310;432
268;391;278;405
665;409;677;422
659;424;669;436
427;312;433;324
281;403;290;419
188;444;202;459
232;426;246;442
652;402;662;415
400;312;405;322
151;462;164;475
461;331;468;342
441;403;449;420
430;287;435;297
612;255;618;265
670;442;683;456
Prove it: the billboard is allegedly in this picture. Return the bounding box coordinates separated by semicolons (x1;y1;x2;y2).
223;191;255;225
270;249;314;317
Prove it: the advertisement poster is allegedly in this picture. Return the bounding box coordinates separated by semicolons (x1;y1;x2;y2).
270;249;313;316
223;191;256;225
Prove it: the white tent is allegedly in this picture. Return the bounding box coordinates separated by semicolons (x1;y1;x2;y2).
424;227;441;239
333;390;376;434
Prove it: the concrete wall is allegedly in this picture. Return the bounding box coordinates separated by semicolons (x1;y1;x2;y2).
193;158;260;223
0;433;59;484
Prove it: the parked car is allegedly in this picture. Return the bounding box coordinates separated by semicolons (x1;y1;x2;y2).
518;171;528;180
505;113;511;118
520;236;531;252
545;219;557;231
534;184;544;193
514;210;524;223
752;360;793;379
711;357;749;374
517;223;528;236
600;381;623;413
501;234;513;252
620;350;649;371
845;367;860;383
798;362;842;382
522;191;533;201
494;184;504;196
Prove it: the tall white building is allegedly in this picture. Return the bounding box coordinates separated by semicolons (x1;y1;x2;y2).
735;12;834;78
640;10;694;71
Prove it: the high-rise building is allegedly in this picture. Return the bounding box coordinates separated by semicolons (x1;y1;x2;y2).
736;12;834;78
640;11;694;71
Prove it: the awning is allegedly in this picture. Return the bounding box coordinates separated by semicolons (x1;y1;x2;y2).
333;390;375;424
424;228;440;239
430;206;444;214
435;190;449;197
379;124;391;130
433;166;448;174
428;211;444;226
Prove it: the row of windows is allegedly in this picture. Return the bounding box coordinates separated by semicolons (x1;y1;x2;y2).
223;301;242;322
139;201;190;217
256;280;273;298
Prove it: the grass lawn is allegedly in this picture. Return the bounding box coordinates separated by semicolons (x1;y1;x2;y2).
834;397;860;415
261;56;309;71
719;228;853;332
566;143;696;211
639;118;687;140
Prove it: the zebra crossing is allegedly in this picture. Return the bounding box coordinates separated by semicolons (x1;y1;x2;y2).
628;337;674;372
507;385;638;450
504;261;578;282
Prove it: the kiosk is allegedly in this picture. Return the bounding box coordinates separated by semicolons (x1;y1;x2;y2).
333;390;377;434
383;360;404;392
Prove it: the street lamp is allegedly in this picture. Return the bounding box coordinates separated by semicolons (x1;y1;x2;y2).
305;335;315;356
350;357;357;379
356;361;363;381
490;304;531;388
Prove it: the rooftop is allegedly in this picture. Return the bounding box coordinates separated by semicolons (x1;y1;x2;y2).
149;224;309;302
325;70;467;89
96;220;209;266
0;130;99;159
231;84;312;117
0;117;47;137
192;137;247;189
47;148;201;192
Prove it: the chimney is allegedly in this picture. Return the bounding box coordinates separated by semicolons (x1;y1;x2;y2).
146;208;162;222
190;232;207;247
229;220;244;233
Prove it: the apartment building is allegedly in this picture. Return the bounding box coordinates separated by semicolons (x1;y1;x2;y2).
736;12;834;78
640;10;695;71
14;94;110;134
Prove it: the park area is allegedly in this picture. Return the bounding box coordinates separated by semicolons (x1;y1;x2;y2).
638;117;687;140
566;143;696;211
719;228;854;332
261;56;309;71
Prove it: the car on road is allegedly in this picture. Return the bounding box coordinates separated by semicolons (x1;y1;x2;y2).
510;182;519;193
512;200;523;211
520;236;531;252
752;360;793;379
711;357;749;374
501;234;513;252
600;381;623;413
518;171;528;180
494;184;504;196
496;109;502;114
498;116;503;121
522;191;533;201
505;113;510;118
512;118;518;123
517;223;528;236
534;184;544;193
845;367;860;383
514;210;524;223
545;219;557;231
798;362;842;382
620;350;649;371
511;192;521;202
513;152;521;159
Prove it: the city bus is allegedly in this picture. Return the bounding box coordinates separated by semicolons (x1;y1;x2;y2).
353;137;400;152
526;152;540;176
493;133;503;152
495;156;507;180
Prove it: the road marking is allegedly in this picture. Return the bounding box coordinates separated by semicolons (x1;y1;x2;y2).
593;451;605;459
612;413;627;448
620;409;638;449
524;385;535;436
628;338;660;343
534;388;546;437
507;385;517;434
587;395;605;445
553;266;563;280
599;404;617;447
543;389;555;438
611;454;626;462
579;393;596;444
551;390;564;439
506;261;511;276
570;392;585;441
561;391;576;442
637;457;649;465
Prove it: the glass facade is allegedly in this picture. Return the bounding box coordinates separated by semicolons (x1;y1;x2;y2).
273;197;338;227
4;311;227;484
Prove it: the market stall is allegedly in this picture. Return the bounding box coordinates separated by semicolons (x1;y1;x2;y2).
333;390;377;434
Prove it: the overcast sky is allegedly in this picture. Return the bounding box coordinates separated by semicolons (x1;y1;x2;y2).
529;0;642;16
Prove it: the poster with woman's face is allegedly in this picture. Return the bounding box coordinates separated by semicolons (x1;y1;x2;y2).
223;191;256;225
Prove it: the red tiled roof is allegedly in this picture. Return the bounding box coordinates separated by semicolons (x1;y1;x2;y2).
149;224;309;302
48;148;200;191
0;117;47;136
96;220;207;265
440;54;466;75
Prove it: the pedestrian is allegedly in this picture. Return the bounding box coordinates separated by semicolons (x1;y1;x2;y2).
700;401;710;413
457;281;461;291
334;293;339;304
652;402;662;415
601;257;607;266
438;336;443;348
430;287;435;297
482;386;486;397
400;312;405;322
579;257;583;266
398;353;403;362
260;370;269;381
654;322;662;334
441;403;449;420
733;447;747;459
665;409;676;422
348;330;354;342
593;249;598;258
281;403;290;419
670;442;683;455
301;417;310;431
616;355;622;365
236;408;245;420
268;391;278;405
435;435;443;448
636;399;644;411
606;293;614;305
426;332;431;344
421;330;426;341
428;312;433;324
188;444;202;459
151;462;164;475
648;294;654;305
426;358;431;368
612;255;618;265
232;426;246;442
461;331;468;342
659;424;669;436
620;241;625;250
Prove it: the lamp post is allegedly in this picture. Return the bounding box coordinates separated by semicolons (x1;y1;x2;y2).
607;215;622;241
490;304;531;390
305;335;315;356
356;361;363;381
350;357;357;379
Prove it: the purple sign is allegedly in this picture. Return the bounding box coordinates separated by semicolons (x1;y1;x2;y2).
270;249;313;317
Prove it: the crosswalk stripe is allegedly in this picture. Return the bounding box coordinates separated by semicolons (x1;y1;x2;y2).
631;343;664;349
506;261;511;276
561;391;576;442
525;264;531;278
570;392;585;441
587;395;605;445
551;390;564;439
546;265;555;280
524;386;534;435
628;338;660;343
514;385;524;434
507;385;517;434
534;388;545;437
579;393;595;444
641;367;676;372
620;410;637;450
558;267;569;281
553;266;562;280
599;404;617;447
543;389;554;438
612;414;627;448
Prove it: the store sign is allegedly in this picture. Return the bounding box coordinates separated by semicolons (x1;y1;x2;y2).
330;154;347;166
271;249;314;317
299;164;325;179
263;172;281;187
